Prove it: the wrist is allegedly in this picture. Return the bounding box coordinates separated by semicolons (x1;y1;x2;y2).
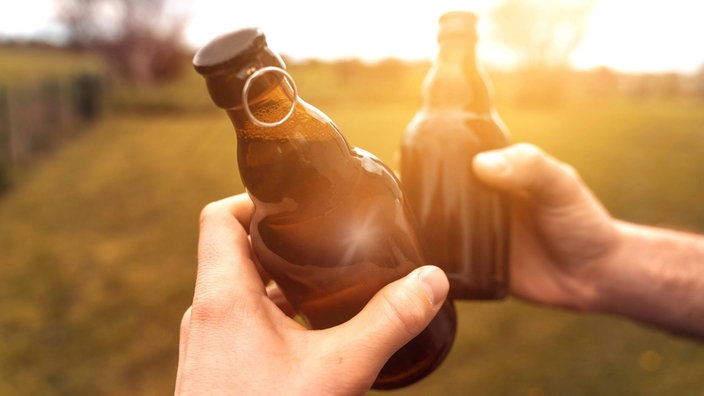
551;219;629;314
586;220;635;314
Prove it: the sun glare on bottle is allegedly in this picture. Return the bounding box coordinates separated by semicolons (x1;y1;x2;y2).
340;204;381;266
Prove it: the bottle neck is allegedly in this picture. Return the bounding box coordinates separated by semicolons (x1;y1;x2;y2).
195;38;359;215
423;37;493;113
216;62;358;212
225;75;298;133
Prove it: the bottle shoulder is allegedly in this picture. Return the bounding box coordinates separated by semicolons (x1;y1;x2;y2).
404;109;510;146
351;147;402;193
250;146;403;226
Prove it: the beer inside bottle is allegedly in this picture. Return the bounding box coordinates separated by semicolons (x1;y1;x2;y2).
401;12;511;300
194;28;457;389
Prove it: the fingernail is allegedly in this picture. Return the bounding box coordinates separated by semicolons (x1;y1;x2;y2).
476;151;510;176
417;266;449;306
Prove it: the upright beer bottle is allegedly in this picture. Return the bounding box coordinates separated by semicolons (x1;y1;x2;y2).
401;12;511;300
193;28;456;389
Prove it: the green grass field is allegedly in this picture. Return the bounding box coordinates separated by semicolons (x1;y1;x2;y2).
0;47;102;85
2;51;704;395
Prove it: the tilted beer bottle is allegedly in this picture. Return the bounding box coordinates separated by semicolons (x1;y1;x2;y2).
193;28;456;389
401;12;511;300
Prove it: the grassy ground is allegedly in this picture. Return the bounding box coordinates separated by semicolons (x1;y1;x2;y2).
0;112;240;395
0;47;103;85
2;54;704;395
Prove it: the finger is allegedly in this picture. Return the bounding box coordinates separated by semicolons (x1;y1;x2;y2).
194;194;262;308
266;283;297;318
250;242;272;284
326;266;449;366
228;192;254;233
473;143;584;207
228;194;272;283
175;307;192;393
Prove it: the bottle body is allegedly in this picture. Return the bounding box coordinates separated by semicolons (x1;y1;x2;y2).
194;28;456;389
239;96;456;390
402;110;510;299
401;12;511;300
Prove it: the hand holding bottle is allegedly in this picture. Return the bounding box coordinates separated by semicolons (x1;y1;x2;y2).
473;143;616;309
175;194;451;395
474;143;704;337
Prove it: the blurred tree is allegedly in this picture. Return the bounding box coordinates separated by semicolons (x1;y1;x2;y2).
56;0;189;85
488;0;600;105
489;0;598;69
583;66;619;98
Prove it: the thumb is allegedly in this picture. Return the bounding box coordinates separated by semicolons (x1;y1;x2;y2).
327;266;449;369
473;143;583;207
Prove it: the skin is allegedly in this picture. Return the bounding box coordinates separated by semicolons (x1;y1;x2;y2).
473;143;704;337
174;194;450;395
176;143;704;395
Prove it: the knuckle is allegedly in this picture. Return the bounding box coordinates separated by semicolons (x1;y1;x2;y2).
380;288;427;339
180;307;192;336
512;143;544;165
189;289;234;326
559;162;580;181
552;161;582;192
199;200;223;226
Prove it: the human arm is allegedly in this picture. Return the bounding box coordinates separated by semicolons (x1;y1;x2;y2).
174;194;450;395
473;143;704;337
596;221;704;336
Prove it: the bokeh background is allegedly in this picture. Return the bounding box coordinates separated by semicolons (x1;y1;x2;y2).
2;0;704;395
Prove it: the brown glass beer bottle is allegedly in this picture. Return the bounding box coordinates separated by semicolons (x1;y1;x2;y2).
401;12;511;300
193;28;456;389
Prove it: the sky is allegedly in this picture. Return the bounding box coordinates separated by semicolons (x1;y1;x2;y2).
2;0;704;74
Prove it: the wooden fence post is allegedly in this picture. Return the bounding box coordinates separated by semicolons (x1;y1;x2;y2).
72;73;102;122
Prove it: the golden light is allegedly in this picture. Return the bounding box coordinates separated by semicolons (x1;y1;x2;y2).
1;0;702;73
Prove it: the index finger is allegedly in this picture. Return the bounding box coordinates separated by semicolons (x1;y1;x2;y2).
193;193;262;308
473;143;584;207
